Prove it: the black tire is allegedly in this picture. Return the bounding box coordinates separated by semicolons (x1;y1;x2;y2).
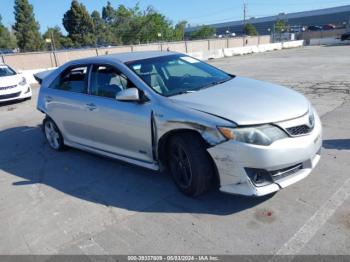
168;133;214;197
43;117;65;151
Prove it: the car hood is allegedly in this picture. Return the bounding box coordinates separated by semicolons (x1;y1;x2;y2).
0;74;21;87
169;77;309;125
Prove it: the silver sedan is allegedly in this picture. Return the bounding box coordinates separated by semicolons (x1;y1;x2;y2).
36;51;322;197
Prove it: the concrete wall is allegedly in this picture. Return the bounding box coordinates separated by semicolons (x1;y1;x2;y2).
132;43;161;52
258;35;271;45
55;49;97;65
3;52;55;70
161;42;187;53
20;39;304;85
98;46;133;55
1;36;271;71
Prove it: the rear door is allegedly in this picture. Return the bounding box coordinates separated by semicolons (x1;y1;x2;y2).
43;65;96;147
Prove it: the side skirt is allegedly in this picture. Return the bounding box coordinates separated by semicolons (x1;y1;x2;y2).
64;141;160;171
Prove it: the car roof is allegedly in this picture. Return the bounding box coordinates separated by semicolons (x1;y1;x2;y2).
72;51;180;65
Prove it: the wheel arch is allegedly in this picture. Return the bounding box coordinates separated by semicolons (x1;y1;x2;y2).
43;114;66;150
42;114;66;143
157;128;221;188
42;113;57;131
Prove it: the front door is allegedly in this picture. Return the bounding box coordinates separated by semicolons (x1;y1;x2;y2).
84;64;154;163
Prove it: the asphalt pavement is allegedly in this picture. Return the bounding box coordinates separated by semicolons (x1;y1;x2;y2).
0;45;349;255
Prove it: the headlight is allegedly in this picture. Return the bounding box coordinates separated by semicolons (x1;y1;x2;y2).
218;124;288;146
19;77;27;86
309;107;315;128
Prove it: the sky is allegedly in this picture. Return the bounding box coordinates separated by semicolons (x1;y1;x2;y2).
1;0;350;33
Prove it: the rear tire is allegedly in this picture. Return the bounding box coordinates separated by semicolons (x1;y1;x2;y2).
43;118;64;151
168;133;214;197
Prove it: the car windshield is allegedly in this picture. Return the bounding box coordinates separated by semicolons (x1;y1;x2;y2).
0;65;16;77
126;54;233;96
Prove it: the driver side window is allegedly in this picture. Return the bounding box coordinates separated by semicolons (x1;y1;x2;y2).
90;65;131;99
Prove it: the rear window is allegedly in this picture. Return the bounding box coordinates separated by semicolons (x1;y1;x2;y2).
50;66;88;94
0;65;16;77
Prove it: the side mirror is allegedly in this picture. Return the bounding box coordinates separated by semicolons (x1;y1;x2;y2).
115;88;140;102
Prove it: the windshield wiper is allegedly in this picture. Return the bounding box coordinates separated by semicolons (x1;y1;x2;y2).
169;90;197;96
199;78;232;90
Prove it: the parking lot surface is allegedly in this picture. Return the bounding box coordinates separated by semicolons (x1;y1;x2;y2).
0;45;349;255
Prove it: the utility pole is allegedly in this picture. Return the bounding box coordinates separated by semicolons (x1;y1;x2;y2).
243;1;247;45
50;30;58;67
243;1;247;27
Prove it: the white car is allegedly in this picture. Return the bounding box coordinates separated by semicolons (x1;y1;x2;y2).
0;63;32;103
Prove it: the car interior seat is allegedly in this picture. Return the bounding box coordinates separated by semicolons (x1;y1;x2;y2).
139;64;167;94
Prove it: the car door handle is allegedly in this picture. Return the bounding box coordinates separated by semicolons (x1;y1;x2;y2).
45;96;53;102
86;103;97;111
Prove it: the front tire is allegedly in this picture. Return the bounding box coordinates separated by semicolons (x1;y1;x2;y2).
43;118;64;151
168;133;214;197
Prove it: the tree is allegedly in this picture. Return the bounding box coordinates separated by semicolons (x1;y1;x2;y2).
42;26;73;50
13;0;43;51
174;21;187;41
102;2;183;45
62;1;193;46
244;23;258;36
0;15;17;49
189;25;215;40
60;36;74;48
135;6;175;44
63;0;96;47
91;10;115;46
112;4;136;44
275;19;286;33
102;1;117;25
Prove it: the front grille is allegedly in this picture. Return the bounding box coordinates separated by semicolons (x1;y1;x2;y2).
0;91;21;100
0;85;16;91
270;163;303;181
286;125;313;136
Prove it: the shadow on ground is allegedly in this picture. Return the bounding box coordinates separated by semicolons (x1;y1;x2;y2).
323;139;350;150
0;126;271;216
0;98;32;114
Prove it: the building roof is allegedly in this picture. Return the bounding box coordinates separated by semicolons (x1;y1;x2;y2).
186;5;350;32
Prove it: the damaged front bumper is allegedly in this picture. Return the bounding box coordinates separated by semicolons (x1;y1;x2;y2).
207;115;322;197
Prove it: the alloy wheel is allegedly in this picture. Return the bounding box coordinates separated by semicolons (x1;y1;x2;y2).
44;121;61;150
169;144;193;189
